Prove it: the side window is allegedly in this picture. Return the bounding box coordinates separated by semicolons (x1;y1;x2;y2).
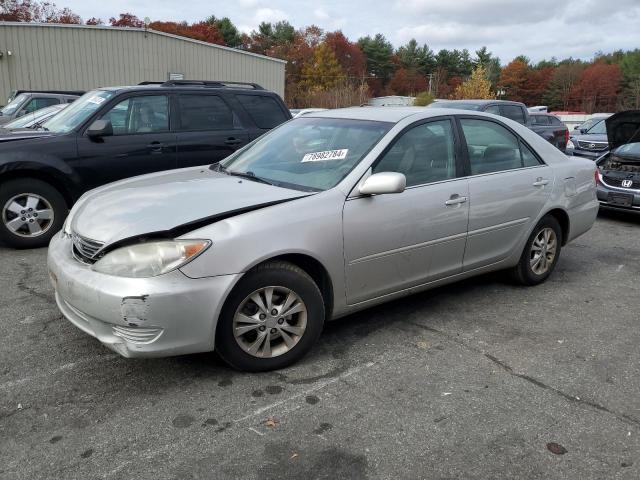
521;141;542;167
100;95;168;135
177;94;239;131
535;115;551;126
500;105;526;124
236;94;288;129
461;118;538;175
373;119;457;187
24;97;59;114
484;105;501;115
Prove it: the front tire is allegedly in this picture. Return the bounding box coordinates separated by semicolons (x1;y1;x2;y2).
216;261;325;372
0;178;67;249
511;215;562;286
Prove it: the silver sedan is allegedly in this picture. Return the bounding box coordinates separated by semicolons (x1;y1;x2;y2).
48;107;599;371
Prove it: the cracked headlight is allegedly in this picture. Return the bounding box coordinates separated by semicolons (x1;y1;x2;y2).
92;240;210;278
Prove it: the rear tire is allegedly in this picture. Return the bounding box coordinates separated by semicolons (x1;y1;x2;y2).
0;178;67;249
511;215;562;286
216;261;325;372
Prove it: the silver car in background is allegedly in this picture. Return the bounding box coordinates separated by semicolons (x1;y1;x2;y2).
48;107;599;371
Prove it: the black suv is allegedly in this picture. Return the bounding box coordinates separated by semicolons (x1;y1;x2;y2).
428;99;568;152
0;80;291;248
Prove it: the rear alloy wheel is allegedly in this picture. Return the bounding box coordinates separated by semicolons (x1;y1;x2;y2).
511;215;562;286
216;261;325;372
0;179;67;249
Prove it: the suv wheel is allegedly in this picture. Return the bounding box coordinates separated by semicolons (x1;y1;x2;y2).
511;215;562;286
216;261;325;372
0;178;67;249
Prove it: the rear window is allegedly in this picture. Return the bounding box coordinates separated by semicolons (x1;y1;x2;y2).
501;105;526;124
236;94;288;129
532;115;550;126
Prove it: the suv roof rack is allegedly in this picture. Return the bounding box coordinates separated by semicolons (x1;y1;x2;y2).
158;80;264;90
138;81;164;85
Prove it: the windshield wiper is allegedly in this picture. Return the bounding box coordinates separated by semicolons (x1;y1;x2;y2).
224;169;274;186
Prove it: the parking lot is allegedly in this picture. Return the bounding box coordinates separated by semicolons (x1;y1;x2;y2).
0;209;638;479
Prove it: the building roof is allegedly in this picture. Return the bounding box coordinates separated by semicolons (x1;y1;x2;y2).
0;22;287;64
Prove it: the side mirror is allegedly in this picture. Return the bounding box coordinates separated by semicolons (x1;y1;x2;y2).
358;172;406;196
573;125;579;130
580;128;587;134
17;110;27;118
86;119;113;138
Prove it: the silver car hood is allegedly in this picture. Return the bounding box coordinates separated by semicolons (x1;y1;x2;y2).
71;167;308;246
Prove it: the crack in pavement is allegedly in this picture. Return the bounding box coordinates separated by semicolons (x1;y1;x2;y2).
406;320;640;428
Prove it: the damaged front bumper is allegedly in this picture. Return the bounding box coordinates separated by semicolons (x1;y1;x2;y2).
47;232;241;358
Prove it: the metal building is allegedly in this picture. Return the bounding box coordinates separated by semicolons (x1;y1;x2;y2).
0;22;286;102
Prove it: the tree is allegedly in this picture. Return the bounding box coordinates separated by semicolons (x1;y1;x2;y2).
414;91;435;106
246;20;295;54
149;20;225;45
452;66;493;99
300;42;345;91
206;16;242;47
499;59;529;102
109;13;144;27
542;63;585;110
387;68;428;96
324;31;366;77
396;39;435;75
571;61;622;112
85;17;103;25
474;47;501;88
358;34;394;81
0;0;81;23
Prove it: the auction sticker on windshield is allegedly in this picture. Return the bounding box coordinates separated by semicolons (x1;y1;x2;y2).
302;149;348;162
87;96;106;105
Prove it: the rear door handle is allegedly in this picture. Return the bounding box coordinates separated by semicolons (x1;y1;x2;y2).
445;194;468;206
147;141;164;153
224;137;242;146
533;177;549;187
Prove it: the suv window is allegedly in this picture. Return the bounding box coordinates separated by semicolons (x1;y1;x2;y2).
484;105;501;115
236;94;288;129
550;116;563;126
177;94;239;131
101;95;169;135
460;118;540;174
24;97;59;114
500;105;526;124
373;119;457;187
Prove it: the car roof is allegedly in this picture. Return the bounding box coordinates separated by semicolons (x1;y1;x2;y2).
95;84;277;95
433;99;524;106
305;106;491;123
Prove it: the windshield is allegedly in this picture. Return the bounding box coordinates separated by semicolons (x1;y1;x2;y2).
0;93;28;115
219;117;392;191
586;119;606;135
3;104;64;129
42;90;115;133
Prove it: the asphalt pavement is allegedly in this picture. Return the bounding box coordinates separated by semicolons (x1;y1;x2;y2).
1;209;639;480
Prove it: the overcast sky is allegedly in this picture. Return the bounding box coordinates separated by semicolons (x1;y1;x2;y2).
61;0;640;63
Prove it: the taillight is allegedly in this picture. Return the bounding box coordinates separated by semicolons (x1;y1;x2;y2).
564;129;570;145
594;169;599;185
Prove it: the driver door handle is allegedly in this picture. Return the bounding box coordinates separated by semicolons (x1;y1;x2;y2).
533;177;549;187
445;194;468;206
225;137;242;146
147;141;164;153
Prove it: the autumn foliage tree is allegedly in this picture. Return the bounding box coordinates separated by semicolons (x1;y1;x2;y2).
498;59;529;102
571;60;622;112
452;65;493;99
149;21;225;45
0;0;80;23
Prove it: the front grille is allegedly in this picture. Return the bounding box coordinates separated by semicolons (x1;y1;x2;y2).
602;175;640;190
112;325;163;344
72;233;105;264
577;140;608;151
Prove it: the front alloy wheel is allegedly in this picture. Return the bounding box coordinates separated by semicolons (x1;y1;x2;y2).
216;261;325;372
2;193;55;238
233;286;308;358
